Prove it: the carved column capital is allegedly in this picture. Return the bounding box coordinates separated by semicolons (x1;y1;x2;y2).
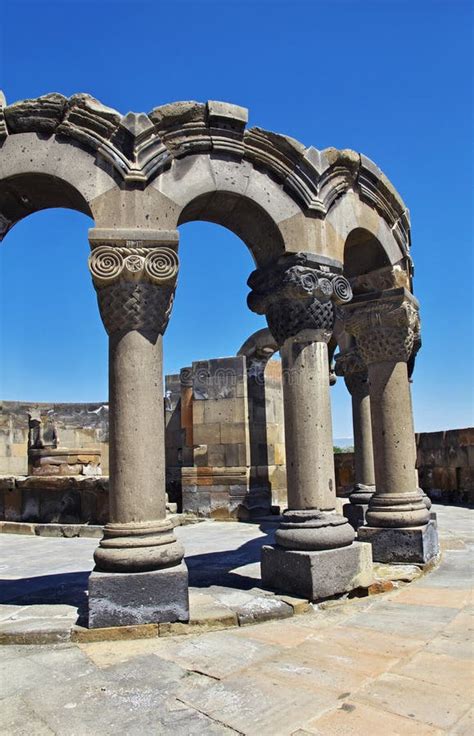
334;347;368;396
88;228;179;339
247;252;352;345
341;288;420;365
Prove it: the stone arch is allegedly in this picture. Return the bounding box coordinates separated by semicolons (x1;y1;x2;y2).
332;185;412;352
0;91;150;239
145;102;412;268
344;227;392;278
178;191;286;266
0;94;413;266
237;328;286;511
1;92;432;627
325;192;408;268
0;172;94;238
237;328;278;366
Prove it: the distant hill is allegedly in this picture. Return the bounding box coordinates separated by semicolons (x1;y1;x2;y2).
334;438;354;449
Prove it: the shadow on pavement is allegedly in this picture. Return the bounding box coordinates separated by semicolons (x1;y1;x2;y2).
185;521;275;589
0;570;89;608
0;522;277;611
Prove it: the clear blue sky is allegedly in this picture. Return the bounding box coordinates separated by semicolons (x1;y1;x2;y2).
0;0;472;437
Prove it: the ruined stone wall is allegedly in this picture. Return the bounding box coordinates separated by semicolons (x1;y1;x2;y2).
0;401;110;475
181;356;252;518
247;359;286;506
333;430;474;503
334;452;356;496
0;475;109;526
164;375;183;467
416;428;474;503
164;374;186;508
2;399;472;521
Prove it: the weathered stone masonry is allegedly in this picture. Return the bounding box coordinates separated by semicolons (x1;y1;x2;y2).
1;397;472;526
0;91;440;625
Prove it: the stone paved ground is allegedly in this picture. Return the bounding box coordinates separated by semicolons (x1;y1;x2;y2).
0;520;295;635
0;504;473;735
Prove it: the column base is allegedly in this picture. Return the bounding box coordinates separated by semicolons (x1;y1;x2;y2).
349;483;375;505
343;503;368;531
357;520;439;564
88;561;189;629
261;542;373;601
345;506;437;533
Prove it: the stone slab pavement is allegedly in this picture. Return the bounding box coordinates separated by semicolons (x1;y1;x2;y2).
0;503;473;734
0;519;307;637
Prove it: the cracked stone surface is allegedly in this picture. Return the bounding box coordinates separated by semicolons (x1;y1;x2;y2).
0;504;473;734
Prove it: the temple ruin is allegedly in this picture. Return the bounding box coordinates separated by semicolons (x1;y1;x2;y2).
0;91;442;628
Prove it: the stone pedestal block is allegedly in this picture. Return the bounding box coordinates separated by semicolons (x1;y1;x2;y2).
357;520;439;564
261;542;373;601
343;503;368;531
88;561;189;628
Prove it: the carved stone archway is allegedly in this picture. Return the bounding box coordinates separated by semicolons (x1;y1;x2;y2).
0;92;438;626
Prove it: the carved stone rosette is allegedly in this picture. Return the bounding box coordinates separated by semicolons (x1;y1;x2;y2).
88;236;179;340
247;253;353;346
341;288;421;366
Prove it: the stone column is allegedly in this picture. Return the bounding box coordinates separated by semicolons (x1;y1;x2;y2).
247;252;373;600
87;228;189;628
179;367;194;466
335;347;375;529
280;336;337;514
343;288;438;564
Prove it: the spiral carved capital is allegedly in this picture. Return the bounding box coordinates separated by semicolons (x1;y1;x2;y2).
247;252;352;346
88;244;179;338
89;245;179;287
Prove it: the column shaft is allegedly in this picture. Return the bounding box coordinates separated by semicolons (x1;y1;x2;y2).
343;289;437;562
109;331;166;522
248;253;373;599
87;229;189;628
335;348;375;515
368;360;417;496
281;336;335;511
247;253;358;554
351;380;375;488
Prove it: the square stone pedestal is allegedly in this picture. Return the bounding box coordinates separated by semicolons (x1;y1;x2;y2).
358;520;439;564
343;503;368;531
88;562;189;629
261;542;373;602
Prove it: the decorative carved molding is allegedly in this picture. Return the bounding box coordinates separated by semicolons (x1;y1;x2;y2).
247;252;352;345
357;155;411;255
94;280;175;338
88;242;179;337
342;289;421;365
0;92;410;248
89;245;179;287
335;347;366;377
349;264;411;296
179;366;193;388
335;348;368;395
